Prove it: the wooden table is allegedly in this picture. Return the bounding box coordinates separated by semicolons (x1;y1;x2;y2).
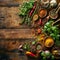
0;0;60;60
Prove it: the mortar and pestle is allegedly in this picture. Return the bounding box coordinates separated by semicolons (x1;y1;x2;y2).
49;3;60;19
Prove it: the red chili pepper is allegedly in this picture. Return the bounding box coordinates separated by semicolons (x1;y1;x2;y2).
37;28;41;34
29;9;34;16
26;51;36;57
33;5;36;9
38;19;42;25
29;2;36;16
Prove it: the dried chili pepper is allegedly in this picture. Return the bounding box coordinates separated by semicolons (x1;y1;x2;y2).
29;1;37;16
26;51;36;57
37;28;41;34
38;19;42;26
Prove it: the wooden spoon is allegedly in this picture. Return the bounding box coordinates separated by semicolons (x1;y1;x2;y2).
49;3;60;19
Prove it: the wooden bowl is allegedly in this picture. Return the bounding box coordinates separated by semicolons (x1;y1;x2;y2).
39;9;47;18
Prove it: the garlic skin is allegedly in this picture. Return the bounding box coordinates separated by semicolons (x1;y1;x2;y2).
40;0;50;8
45;50;50;54
50;0;57;7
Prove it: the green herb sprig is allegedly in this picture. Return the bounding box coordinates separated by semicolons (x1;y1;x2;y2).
43;21;60;45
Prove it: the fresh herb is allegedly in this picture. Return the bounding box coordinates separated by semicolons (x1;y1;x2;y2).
23;43;30;51
43;21;60;44
19;0;36;26
29;1;37;17
19;0;35;16
41;51;55;60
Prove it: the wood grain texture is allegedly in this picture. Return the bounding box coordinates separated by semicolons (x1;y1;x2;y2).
0;0;30;28
0;0;37;28
0;29;35;39
0;0;60;60
0;7;21;28
0;39;34;51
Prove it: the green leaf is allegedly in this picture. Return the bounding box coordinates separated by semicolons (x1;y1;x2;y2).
51;26;57;31
32;41;36;45
55;40;60;46
42;57;46;60
30;0;35;2
51;55;55;60
41;52;45;56
19;0;34;16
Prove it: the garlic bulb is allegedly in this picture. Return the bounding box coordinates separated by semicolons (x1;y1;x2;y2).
50;0;57;7
40;0;50;8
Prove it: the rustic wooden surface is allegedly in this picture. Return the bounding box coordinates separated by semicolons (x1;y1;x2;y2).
0;29;35;39
0;0;60;60
0;0;35;60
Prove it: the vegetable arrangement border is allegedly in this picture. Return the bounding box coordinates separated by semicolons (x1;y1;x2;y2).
18;0;60;60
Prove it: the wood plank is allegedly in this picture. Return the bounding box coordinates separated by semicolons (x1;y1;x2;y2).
0;0;30;28
0;50;27;60
0;6;31;29
0;0;29;4
0;40;20;51
7;52;27;60
0;39;34;51
0;0;19;7
0;7;21;28
0;29;35;39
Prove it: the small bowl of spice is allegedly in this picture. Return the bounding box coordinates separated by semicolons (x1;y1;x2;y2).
49;3;60;19
49;9;58;19
39;9;47;18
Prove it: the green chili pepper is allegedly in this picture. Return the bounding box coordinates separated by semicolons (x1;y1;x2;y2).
42;57;46;60
51;55;55;60
41;51;45;56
